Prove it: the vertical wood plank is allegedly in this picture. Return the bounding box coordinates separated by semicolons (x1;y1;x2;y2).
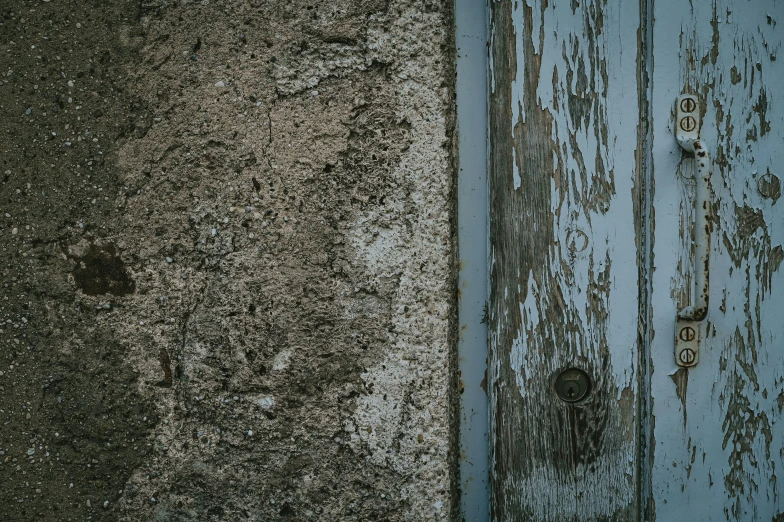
649;1;784;520
488;0;643;519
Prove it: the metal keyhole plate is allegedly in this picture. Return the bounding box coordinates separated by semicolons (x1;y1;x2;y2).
554;368;591;403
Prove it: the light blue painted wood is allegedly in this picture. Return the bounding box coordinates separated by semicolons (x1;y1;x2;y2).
487;0;643;519
483;0;783;519
649;1;784;520
455;0;489;520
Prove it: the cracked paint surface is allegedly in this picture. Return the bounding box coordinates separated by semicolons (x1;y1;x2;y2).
649;1;784;520
488;0;642;520
489;0;783;520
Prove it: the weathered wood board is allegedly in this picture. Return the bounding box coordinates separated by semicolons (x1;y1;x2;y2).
648;1;784;520
488;0;784;520
488;0;643;519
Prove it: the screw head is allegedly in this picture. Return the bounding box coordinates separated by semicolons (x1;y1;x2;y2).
680;97;697;113
680;116;697;132
679;348;696;365
679;326;696;342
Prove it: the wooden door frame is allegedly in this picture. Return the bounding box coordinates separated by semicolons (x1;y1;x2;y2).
455;0;491;520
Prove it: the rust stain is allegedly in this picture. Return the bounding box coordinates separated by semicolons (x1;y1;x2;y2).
157;347;173;388
670;368;689;429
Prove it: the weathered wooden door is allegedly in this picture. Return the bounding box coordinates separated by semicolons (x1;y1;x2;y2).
488;1;784;520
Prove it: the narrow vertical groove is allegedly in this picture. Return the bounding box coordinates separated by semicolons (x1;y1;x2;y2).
446;3;462;520
637;0;656;519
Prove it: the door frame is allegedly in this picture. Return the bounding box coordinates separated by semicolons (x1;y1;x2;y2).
455;0;490;520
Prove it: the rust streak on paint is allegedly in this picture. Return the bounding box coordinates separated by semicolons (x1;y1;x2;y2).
669;369;688;429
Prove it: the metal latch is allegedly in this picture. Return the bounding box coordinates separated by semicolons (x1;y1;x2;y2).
674;94;712;368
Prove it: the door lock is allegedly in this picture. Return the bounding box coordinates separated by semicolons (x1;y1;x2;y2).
554;368;591;403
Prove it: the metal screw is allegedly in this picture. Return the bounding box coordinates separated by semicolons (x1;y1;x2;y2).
679;348;696;365
680;97;696;113
680;116;697;132
679;326;696;342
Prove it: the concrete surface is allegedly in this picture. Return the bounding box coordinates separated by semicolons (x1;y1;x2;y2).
0;1;457;520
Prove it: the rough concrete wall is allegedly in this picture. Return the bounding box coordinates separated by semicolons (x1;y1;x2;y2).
0;1;456;520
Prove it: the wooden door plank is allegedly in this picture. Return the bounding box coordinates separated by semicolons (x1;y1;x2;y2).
488;1;643;520
649;2;784;520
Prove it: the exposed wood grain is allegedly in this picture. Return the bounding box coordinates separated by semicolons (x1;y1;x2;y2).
488;0;643;519
649;2;784;520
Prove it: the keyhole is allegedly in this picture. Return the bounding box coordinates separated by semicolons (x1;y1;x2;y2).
554;368;591;403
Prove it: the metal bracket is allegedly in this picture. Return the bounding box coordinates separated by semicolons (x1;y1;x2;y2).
675;95;700;153
675;318;699;367
674;94;711;368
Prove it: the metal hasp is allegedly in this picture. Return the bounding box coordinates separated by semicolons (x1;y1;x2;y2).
674;94;712;367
